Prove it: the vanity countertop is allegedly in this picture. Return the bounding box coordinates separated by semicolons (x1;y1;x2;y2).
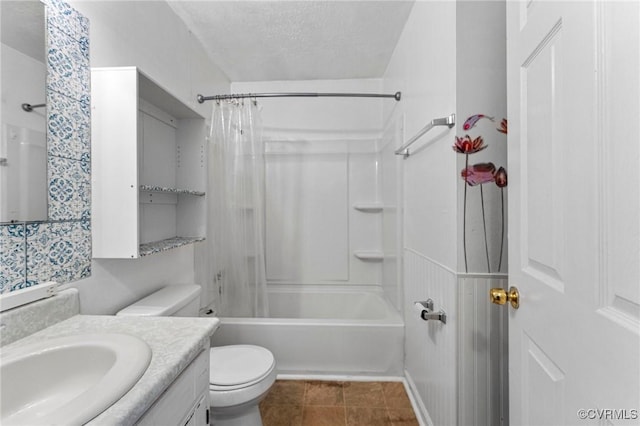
1;314;220;425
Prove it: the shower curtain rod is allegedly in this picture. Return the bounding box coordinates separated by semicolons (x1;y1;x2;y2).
196;91;402;103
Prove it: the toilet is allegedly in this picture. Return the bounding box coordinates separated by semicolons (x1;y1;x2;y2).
116;285;276;426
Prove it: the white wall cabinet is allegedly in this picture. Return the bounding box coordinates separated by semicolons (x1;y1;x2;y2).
91;67;206;258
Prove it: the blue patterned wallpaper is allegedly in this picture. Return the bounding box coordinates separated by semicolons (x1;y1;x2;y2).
0;0;91;293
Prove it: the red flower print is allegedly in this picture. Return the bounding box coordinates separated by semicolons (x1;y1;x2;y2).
453;135;487;154
494;167;508;188
456;135;489;274
494;166;507;272
497;118;508;134
461;162;496;186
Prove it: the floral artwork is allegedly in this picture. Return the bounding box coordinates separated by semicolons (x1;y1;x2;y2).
461;162;496;186
453;134;487;154
497;118;508;134
455;114;508;273
462;114;495;131
494;167;507;271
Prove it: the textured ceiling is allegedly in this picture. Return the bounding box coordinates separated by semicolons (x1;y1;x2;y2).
167;1;414;82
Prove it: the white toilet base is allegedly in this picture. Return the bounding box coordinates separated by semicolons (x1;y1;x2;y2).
208;355;276;426
210;405;262;426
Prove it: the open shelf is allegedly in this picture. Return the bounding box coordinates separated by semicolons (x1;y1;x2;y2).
140;185;205;196
139;236;205;257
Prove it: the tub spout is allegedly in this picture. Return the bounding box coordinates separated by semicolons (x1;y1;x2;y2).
414;299;447;324
421;310;446;324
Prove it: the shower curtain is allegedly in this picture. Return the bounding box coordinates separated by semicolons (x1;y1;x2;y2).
207;99;268;317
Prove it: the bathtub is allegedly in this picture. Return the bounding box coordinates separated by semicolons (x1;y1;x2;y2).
211;285;404;377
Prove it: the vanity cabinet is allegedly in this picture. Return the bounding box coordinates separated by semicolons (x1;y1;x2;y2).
91;67;206;258
136;349;210;426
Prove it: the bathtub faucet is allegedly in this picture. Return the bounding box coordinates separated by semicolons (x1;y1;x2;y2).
414;299;447;324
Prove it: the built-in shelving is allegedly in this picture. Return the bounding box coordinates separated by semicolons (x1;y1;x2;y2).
140;185;205;196
353;204;385;262
139;236;206;257
92;67;207;258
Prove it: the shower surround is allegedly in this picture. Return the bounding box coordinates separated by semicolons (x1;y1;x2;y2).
202;78;403;377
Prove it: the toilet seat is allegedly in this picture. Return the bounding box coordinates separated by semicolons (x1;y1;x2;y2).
209;345;276;391
209;345;277;411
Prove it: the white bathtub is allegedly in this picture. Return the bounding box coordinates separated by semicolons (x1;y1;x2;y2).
211;285;404;376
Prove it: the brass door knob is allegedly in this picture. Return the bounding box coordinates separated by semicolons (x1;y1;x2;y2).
490;286;519;309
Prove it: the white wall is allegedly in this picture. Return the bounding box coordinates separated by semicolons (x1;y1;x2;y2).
384;3;458;271
456;1;508;274
383;1;507;424
69;1;228;120
383;2;457;423
232;79;389;287
67;1;230;314
385;2;457;424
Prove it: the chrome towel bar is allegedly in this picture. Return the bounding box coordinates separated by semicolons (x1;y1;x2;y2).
395;113;456;158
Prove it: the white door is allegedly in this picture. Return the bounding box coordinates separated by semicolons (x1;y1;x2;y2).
506;1;640;425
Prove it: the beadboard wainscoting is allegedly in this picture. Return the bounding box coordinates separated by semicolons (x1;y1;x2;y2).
404;249;509;426
404;249;457;426
458;273;508;426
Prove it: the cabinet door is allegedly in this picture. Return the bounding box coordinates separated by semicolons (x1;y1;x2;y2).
185;395;208;426
91;67;139;258
135;350;209;425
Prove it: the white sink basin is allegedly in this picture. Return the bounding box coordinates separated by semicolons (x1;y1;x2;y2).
0;333;152;425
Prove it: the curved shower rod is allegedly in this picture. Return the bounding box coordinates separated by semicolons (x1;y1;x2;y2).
196;91;402;103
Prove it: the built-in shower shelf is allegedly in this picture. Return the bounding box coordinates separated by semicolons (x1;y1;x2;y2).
139;236;205;257
354;251;384;261
140;185;205;196
353;203;384;213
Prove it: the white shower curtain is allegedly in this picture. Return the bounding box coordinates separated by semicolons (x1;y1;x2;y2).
207;99;268;317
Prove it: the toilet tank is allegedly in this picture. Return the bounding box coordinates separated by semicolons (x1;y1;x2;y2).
116;284;201;317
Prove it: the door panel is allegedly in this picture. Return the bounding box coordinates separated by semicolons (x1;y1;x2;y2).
507;1;640;424
521;18;565;292
522;333;565;426
598;2;640;331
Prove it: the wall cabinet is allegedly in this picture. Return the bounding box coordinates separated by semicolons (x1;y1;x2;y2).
91;67;206;258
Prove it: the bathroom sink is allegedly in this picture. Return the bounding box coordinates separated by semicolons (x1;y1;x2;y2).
0;333;152;425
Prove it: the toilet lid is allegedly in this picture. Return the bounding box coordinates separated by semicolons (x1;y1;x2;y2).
209;345;275;387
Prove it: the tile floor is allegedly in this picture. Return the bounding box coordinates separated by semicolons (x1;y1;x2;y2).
259;380;419;426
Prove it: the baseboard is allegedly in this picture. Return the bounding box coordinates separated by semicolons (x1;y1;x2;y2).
276;373;406;382
404;369;433;426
